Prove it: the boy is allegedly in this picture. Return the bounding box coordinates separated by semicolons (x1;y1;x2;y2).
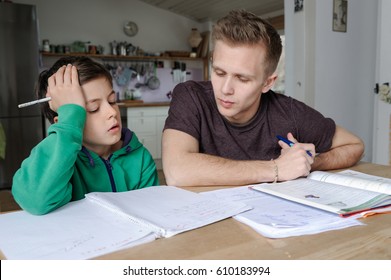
12;56;159;214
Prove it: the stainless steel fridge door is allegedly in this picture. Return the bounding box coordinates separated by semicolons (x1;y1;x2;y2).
0;3;43;189
0;3;40;118
0;117;43;189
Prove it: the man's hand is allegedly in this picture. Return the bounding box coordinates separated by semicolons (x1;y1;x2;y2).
276;132;315;181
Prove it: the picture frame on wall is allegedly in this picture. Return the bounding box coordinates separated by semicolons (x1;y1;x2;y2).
294;0;303;12
333;0;348;32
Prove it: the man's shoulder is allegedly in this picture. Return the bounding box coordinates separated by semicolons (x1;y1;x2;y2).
172;80;214;105
263;91;293;108
264;90;291;100
264;91;310;109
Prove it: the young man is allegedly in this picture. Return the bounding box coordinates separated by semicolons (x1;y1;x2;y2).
12;57;158;214
162;9;364;186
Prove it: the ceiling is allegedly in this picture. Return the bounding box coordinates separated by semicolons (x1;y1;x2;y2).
139;0;284;23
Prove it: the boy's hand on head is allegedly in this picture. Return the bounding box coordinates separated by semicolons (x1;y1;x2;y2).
47;64;86;112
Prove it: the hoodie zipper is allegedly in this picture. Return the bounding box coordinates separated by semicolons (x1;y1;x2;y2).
101;155;117;192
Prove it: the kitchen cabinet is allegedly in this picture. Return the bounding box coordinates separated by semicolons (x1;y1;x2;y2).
126;105;169;169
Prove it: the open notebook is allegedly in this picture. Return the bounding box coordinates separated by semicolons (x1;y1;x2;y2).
0;186;250;260
251;170;391;217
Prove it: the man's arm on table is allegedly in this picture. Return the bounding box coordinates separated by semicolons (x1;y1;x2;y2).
311;125;364;171
162;129;313;186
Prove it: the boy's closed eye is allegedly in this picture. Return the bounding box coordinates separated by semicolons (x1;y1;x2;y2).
85;100;99;113
87;100;117;113
108;95;117;105
88;106;99;113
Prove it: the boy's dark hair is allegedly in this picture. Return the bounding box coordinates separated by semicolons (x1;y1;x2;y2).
36;56;112;123
212;9;282;77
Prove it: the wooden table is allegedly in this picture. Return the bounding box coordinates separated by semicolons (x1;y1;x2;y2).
90;162;391;260
1;162;389;260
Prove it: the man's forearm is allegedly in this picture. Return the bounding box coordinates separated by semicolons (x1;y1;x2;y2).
163;153;276;187
311;143;364;171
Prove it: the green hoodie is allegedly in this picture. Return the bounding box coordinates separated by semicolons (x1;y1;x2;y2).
12;104;159;215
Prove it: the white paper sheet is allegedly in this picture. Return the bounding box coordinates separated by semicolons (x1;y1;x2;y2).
201;186;363;238
87;186;251;237
0;186;251;259
0;200;155;260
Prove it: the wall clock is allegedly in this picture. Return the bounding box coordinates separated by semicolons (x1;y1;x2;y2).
123;21;138;37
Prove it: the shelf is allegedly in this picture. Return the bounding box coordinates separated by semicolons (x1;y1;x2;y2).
40;52;206;62
41;52;209;80
118;101;170;108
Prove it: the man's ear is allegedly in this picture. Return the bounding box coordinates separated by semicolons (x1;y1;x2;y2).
261;73;278;93
53;116;59;123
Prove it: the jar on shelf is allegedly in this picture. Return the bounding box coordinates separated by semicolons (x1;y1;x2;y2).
42;39;50;52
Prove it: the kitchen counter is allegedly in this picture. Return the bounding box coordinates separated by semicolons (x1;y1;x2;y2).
118;101;170;108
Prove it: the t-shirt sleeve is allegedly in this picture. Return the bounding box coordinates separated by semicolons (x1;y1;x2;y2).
290;98;336;153
164;82;202;140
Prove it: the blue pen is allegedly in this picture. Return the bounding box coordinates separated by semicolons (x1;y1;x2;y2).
276;135;313;157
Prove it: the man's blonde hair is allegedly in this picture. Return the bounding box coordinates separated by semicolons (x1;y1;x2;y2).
212;9;282;77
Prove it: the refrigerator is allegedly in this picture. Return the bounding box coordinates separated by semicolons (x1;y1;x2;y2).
0;3;44;189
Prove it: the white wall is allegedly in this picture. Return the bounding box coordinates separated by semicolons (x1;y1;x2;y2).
285;0;377;162
13;0;207;54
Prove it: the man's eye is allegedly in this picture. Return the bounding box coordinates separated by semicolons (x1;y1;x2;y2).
238;77;250;83
214;70;225;76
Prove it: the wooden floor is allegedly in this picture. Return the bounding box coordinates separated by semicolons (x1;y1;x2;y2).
0;170;166;213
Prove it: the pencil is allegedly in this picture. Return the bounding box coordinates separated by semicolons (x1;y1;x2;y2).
18;97;51;108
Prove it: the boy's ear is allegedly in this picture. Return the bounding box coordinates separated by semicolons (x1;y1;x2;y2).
53;116;59;123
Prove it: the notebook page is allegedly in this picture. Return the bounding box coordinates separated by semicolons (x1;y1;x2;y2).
0;199;155;260
251;178;390;214
201;186;363;238
308;170;391;195
86;186;251;238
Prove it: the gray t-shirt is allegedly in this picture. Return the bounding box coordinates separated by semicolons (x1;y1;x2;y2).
164;80;335;160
